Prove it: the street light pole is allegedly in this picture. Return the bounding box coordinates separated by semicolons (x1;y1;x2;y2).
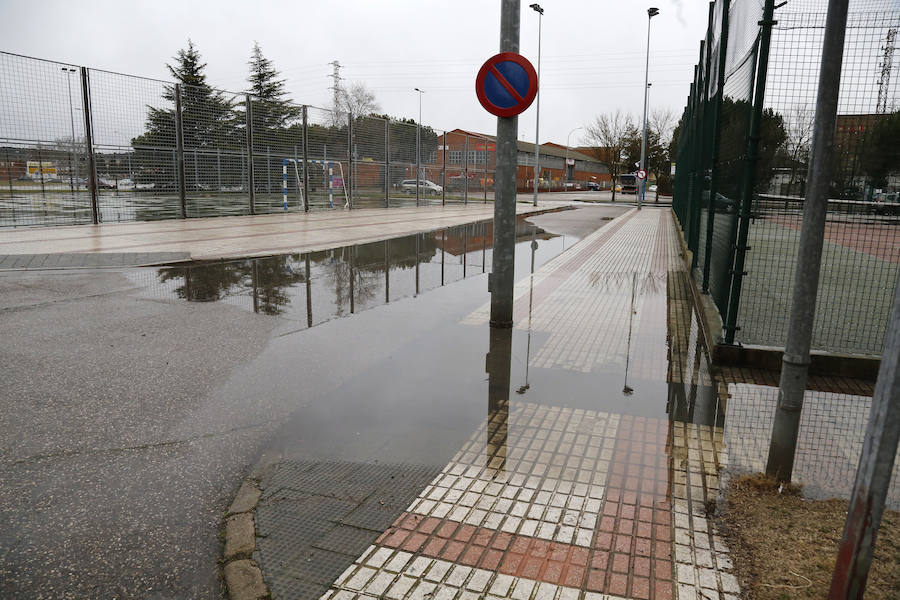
414;87;424;206
62;67;78;193
639;7;659;211
564;126;583;186
530;3;543;206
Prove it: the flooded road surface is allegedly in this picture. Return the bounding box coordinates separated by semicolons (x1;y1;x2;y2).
3;203;889;600
0;205;624;599
132;215;580;327
231;207;737;600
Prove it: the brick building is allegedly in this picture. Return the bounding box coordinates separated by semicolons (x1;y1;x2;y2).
436;129;611;192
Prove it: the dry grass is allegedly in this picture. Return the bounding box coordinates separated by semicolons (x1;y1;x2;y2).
717;474;900;599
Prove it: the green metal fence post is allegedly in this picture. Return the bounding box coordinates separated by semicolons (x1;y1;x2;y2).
702;0;731;293
687;58;704;264
724;0;777;344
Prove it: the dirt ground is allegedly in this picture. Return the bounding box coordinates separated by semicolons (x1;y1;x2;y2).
718;474;900;599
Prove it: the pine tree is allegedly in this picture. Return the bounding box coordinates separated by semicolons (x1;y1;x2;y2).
132;41;237;187
246;42;300;130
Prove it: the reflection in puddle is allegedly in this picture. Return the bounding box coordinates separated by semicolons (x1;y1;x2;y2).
139;216;575;326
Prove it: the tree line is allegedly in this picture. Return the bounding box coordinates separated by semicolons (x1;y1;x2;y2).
130;41;437;189
582;97;899;202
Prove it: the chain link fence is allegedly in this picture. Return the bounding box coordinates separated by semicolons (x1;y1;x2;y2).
0;51;498;228
674;0;899;357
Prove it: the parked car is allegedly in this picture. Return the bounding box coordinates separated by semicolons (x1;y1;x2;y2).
586;181;601;191
649;184;658;193
399;179;443;194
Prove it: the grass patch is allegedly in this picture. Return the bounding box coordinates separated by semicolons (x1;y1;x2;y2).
719;473;900;599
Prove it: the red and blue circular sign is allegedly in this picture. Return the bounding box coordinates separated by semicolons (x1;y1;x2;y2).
475;52;538;117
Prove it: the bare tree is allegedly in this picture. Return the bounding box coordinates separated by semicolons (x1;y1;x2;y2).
782;104;814;196
333;81;381;124
584;110;636;202
648;107;677;200
650;107;677;148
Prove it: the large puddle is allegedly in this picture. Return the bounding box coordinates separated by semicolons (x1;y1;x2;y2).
135;215;576;326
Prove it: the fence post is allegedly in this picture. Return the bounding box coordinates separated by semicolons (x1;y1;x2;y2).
174;84;187;219
724;0;777;344
766;0;849;483
464;135;469;205
383;119;390;208
245;94;256;215
302;106;310;212
442;130;447;206
79;67;99;224
828;274;900;598
702;0;731;293
688;55;705;267
347;113;353;209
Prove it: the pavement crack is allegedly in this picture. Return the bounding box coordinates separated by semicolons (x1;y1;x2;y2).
5;419;279;466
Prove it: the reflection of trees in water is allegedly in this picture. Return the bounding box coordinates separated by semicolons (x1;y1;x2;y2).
159;262;245;302
157;233;443;319
251;256;304;315
158;255;305;315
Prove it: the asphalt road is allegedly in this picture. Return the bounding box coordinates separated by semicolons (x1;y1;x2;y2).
0;269;282;599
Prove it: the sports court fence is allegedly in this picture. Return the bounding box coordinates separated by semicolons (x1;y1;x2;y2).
673;0;899;356
0;51;498;228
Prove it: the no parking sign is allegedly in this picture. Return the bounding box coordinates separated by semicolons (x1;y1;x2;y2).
475;52;538;117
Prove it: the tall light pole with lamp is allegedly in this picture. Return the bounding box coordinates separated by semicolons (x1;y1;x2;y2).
529;3;543;206
414;87;425;206
61;67;78;192
639;7;659;211
564;126;584;188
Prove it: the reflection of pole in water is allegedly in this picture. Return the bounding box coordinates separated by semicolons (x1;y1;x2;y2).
252;259;259;314
305;254;312;328
486;326;511;473
349;246;355;314
518;231;538;395
623;272;637;395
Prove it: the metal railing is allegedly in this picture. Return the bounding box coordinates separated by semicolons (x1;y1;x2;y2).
673;0;900;357
0;51;497;228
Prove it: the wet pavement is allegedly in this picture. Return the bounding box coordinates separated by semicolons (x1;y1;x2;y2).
2;203;893;599
0;206;622;599
0;202;569;263
241;206;897;600
241;207;737;600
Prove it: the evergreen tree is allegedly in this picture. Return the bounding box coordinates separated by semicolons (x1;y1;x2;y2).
246;42;300;129
132;41;237;187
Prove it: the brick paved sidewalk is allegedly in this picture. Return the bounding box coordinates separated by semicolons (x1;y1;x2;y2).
306;208;741;600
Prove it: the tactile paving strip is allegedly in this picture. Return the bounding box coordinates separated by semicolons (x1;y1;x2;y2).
256;460;443;600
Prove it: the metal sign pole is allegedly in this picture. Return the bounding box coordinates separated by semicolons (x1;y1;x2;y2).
490;0;521;328
766;0;849;482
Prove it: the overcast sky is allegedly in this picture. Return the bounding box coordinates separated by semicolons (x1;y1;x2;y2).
0;0;710;146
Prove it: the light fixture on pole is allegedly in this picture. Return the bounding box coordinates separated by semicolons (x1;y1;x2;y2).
61;67;78;192
414;87;425;206
529;3;543;206
639;7;659;211
564;126;584;187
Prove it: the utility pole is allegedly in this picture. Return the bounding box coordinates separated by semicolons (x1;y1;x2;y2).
530;3;543;206
329;60;343;122
766;0;849;482
639;7;660;211
490;0;521;328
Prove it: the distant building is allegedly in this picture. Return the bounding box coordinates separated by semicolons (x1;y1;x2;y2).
437;129;611;192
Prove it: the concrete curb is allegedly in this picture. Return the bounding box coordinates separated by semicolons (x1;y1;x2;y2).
222;450;282;600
